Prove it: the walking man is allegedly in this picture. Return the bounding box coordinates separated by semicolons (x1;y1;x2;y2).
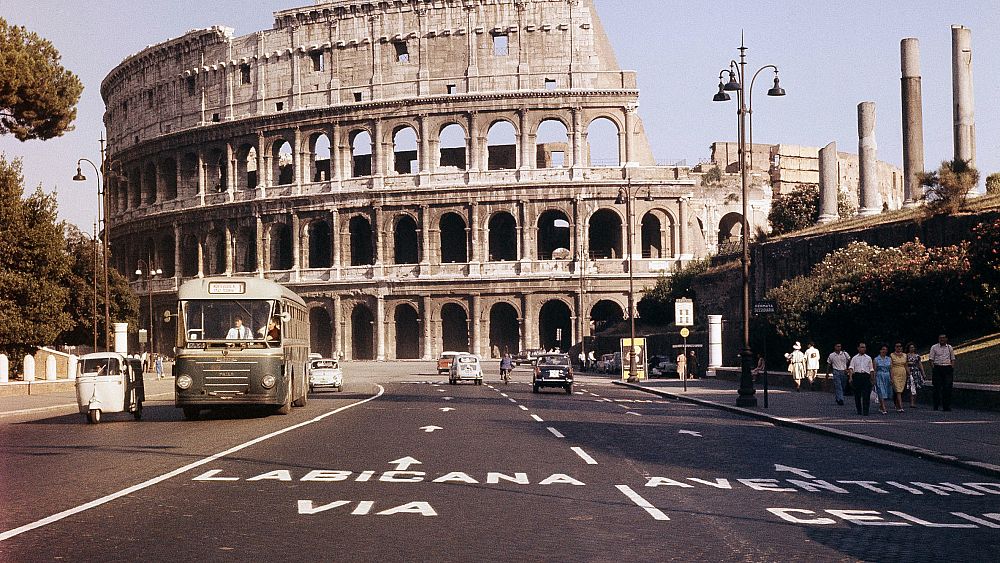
827;343;850;405
154;354;164;380
805;341;821;390
847;342;874;416
928;334;957;411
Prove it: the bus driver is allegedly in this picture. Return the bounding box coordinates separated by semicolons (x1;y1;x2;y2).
226;315;253;340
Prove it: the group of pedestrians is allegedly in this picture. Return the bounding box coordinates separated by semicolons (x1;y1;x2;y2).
794;335;957;416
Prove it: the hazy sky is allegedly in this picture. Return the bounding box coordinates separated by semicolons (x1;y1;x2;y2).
1;0;997;230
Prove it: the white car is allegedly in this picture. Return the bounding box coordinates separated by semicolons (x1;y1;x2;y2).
309;358;343;392
449;353;483;385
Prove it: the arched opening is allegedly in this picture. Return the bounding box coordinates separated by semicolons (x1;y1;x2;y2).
586;117;620;167
489;303;519;358
488;212;517;262
236;144;258;191
160;158;178;200
440;213;468;264
351;304;375;360
142;162;157;204
180;153;198;199
539;300;571;352
349;216;375;266
487;120;517;170
441;303;469;353
234;227;257;273
310;307;333;358
537;210;571;260
591;300;624;335
311;133;331;182
641;212;663;258
393;215;419;265
275;141;294;185
128;167;140;208
535;119;569;168
158;234;176;277
205;148;226;192
718;212;744;246
588;209;623;259
394;304;420;360
393;126;418;174
270;223;293;270
308;220;332;268
205;229;227;275
180;234;199;277
351;130;373;177
438;123;467;170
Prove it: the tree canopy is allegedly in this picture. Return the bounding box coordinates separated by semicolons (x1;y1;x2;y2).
0;18;83;141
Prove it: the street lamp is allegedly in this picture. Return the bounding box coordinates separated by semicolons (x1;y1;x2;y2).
615;179;653;383
136;258;162;364
712;39;786;407
74;153;110;352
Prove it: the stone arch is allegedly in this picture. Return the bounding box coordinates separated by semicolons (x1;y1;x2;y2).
393;214;419;265
234;226;257;273
538;299;572;351
273;139;294;185
350;129;373;177
142;161;157;204
535;118;569;168
590;299;625;334
487;120;517;170
641;212;661;258
351;302;375;360
348;215;375;266
158;233;176;277
310;132;332;182
270;222;293;270
392;125;419;174
719;212;744;245
160;157;178;200
489;302;520;358
394;303;421;360
309;304;334;358
588;208;623;259
586;117;621;167
440;212;468;263
127;166;141;209
179;153;199;199
307;219;332;269
205;228;227;275
441;302;470;353
438;123;467;170
205;147;227;192
537;209;571;260
487;211;517;262
235;143;258;190
180;234;199;277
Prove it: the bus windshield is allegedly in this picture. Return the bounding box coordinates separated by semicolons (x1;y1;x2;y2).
182;300;277;342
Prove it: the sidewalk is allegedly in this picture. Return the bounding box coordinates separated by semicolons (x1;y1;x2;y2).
613;376;1000;478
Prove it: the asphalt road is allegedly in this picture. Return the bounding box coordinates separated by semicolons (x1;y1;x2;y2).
1;363;998;562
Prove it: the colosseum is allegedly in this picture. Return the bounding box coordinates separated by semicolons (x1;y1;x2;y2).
103;0;760;360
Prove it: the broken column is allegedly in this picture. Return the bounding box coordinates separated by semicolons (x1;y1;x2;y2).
858;102;881;216
817;142;839;223
952;25;976;169
900;38;925;207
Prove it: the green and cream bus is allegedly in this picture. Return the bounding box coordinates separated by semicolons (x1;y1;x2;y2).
171;277;310;419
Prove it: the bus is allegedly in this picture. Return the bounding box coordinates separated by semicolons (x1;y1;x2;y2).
171;277;310;420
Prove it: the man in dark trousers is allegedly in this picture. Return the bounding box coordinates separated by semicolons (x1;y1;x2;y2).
847;342;874;416
928;334;957;411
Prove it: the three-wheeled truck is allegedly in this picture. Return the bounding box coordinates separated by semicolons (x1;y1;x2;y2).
75;352;145;424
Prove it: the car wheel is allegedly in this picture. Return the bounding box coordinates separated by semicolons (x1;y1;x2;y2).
276;381;292;415
565;385;573;394
309;384;315;394
182;407;199;420
87;409;101;424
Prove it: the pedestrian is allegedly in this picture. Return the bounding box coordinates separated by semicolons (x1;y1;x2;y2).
155;354;164;380
676;351;687;380
928;334;957;411
826;343;851;406
750;353;765;382
890;342;907;413
847;342;875;416
784;341;806;391
578;350;586;371
687;350;699;379
905;342;924;408
587;349;596;372
804;341;820;390
873;344;893;415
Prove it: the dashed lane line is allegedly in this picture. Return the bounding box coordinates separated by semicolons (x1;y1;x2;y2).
615;485;670;521
570;446;598;465
518;405;529;411
508;398;517;403
530;414;544;422
547;427;565;438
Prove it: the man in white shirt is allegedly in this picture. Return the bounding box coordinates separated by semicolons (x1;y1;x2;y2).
804;342;821;390
847;342;875;416
826;342;851;406
226;315;253;340
927;334;957;411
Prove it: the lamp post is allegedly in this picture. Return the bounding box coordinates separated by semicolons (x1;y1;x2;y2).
74;151;110;352
136;258;162;364
615;179;653;383
92;221;99;352
712;39;786;407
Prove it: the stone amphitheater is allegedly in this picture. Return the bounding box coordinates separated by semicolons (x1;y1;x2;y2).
103;0;760;360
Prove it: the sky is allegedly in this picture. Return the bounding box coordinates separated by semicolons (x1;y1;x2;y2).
1;0;997;230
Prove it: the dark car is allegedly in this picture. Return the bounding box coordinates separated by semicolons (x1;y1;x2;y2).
532;354;573;394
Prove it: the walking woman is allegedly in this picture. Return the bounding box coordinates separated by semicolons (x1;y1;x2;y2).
890;342;907;413
784;342;806;391
906;342;924;408
873;344;893;414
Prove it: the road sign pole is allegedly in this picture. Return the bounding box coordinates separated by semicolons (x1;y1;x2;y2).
682;336;688;392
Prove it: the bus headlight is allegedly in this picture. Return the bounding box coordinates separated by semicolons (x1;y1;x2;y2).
261;375;276;389
176;375;193;390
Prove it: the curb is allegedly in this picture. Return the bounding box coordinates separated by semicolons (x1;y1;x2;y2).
614;380;1000;479
0;392;175;419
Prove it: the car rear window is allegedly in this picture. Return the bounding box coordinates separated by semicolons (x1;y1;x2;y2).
456;356;478;364
538;356;569;366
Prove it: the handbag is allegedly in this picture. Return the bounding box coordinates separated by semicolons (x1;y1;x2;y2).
870;388;879;403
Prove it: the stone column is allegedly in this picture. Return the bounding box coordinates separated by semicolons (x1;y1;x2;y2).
333;295;343;359
68;354;77;381
677;197;688;258
22;355;35;382
518;110;532;170
45;355;57;381
114;322;129;355
470;294;481;356
255;217;265;276
421;295;433;360
291;214;301;274
707;315;723;369
420;205;431;266
376;295;386;362
467;112;481;172
0;353;7;383
225;225;234;274
901;38;925;207
332;209;341;275
858;102;880;216
521;294;533;351
624;104;638;166
952;25;976;169
817;142;839;224
196;235;205;277
173;223;182;280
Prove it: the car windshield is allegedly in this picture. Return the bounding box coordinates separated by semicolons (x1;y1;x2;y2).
182;299;276;342
80;357;121;375
537;355;569;366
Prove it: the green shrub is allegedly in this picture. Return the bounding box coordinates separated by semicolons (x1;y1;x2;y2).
986;172;1000;195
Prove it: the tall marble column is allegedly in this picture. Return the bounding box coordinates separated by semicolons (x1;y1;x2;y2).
817;142;839;224
858;102;881;216
952;25;976;169
901;38;925;207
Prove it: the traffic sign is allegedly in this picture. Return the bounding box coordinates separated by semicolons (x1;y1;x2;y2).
680;328;690;338
675;298;694;327
753;300;776;315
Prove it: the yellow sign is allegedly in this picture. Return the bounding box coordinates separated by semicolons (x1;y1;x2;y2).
680;328;690;338
620;338;647;381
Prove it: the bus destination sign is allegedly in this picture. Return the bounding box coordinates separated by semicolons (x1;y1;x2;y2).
208;281;246;295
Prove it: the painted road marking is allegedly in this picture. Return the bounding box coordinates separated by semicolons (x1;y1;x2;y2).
518;405;529;411
571;447;598;465
389;457;422;470
775;464;815;479
443;397;453;401
530;414;544;422
508;398;517;403
0;392;174;419
678;430;701;437
419;426;443;433
0;385;386;542
439;407;455;412
547;427;565;438
626;412;642;416
616;485;670;521
500;393;509;398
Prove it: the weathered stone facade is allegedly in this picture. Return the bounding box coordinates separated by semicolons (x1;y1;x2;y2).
103;0;750;360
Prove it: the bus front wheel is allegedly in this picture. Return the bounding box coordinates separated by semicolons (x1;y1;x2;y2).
276;382;292;415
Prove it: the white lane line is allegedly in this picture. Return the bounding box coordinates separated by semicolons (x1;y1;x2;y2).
0;385;386;542
500;393;509;398
518;405;529;411
547;427;565;438
570;446;598;465
530;414;544;422
626;412;641;416
508;398;517;403
615;485;670;521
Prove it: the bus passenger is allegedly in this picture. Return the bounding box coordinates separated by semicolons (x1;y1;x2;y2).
259;317;280;341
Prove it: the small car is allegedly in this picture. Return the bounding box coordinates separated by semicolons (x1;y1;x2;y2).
648;355;679;378
437;351;462;374
449;353;483;385
309;358;343;392
533;353;573;394
597;353;615;373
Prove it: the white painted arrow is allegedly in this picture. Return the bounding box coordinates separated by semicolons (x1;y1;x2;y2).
389;457;422;471
420;425;443;433
439;407;455;412
774;464;815;479
442;397;454;401
678;430;702;437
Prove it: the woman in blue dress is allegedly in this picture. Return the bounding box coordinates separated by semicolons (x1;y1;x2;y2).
873;344;893;414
